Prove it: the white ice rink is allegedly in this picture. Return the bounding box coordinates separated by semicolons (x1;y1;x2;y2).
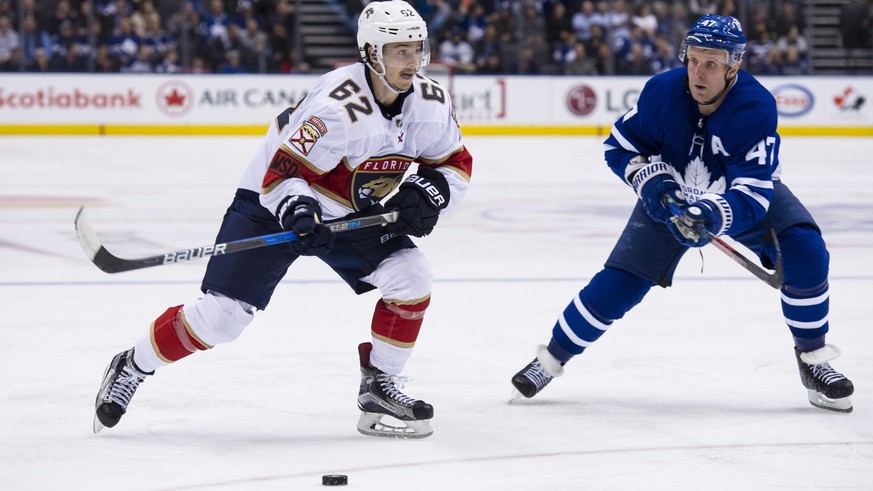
1;135;871;490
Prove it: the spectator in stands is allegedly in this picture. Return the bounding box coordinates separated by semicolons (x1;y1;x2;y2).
780;43;809;75
0;14;18;70
219;48;246;73
515;44;541;74
93;43;120;72
614;24;653;71
415;0;452;35
131;0;161;38
49;0;77;36
631;2;657;40
516;1;548;73
564;41;597;75
474;22;501;72
552;29;578;73
572;0;597;44
770;1;805;39
189;54;211;73
745;21;775;74
777;24;808;61
27;46;51;71
604;0;631;51
19;13;52;68
615;38;651;75
123;43;155;72
545;0;573;54
650;31;677;73
438;27;476;73
455;0;489;44
106;16;140;68
155;46;182;72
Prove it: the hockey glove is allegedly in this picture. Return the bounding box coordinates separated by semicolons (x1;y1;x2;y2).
667;199;723;248
277;195;335;256
386;166;450;237
630;161;686;224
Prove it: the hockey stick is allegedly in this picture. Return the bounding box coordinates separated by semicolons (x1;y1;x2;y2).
667;202;784;289
74;206;398;274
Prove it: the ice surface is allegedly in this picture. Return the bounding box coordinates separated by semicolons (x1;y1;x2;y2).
1;135;871;490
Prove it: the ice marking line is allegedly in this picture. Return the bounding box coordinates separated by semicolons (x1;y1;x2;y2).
164;440;873;490
2;275;873;288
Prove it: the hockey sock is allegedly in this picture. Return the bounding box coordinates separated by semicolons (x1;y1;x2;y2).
550;268;652;360
150;305;211;364
779;226;830;342
371;297;429;346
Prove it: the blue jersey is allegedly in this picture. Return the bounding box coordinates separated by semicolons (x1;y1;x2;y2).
604;67;781;236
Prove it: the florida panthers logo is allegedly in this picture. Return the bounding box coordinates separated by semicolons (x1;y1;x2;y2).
351;156;413;211
359;176;402;201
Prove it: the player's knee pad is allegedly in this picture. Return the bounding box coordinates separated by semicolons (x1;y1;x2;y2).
582;267;653;320
778;226;829;291
182;291;255;346
364;247;432;300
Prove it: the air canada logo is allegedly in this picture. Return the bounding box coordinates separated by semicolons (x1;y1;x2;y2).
156;80;194;117
566;85;596;116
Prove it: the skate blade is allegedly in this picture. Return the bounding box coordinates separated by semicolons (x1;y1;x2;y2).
807;389;853;413
357;412;433;439
93;415;105;433
508;388;525;404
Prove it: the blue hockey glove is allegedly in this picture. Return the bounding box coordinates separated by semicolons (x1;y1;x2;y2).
277;195;335;256
630;161;686;223
667;199;723;248
386;166;450;237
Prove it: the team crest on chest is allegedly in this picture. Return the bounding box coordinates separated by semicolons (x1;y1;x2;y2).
351;156;413;211
677;156;726;201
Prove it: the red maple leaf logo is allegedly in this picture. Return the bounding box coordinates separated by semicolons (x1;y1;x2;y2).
164;89;186;107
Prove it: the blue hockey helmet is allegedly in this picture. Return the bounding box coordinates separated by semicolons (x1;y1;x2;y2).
679;14;746;66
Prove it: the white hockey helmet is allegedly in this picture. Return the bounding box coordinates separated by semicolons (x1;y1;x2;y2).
357;1;430;68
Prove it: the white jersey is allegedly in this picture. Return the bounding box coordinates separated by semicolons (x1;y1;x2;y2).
238;63;473;222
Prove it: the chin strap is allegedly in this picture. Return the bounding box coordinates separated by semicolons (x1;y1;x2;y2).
365;61;403;94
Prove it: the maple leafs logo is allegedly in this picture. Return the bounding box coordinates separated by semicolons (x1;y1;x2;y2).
676;156;725;201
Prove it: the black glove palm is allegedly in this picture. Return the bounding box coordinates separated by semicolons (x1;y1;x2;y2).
277;196;335;256
386;166;451;237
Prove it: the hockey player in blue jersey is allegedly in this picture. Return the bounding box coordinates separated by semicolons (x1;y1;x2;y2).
511;14;854;412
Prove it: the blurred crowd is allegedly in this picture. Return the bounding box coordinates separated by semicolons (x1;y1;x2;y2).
0;0;871;75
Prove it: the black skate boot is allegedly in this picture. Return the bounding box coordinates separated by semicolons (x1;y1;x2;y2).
356;342;433;439
795;345;854;413
94;348;153;433
511;345;564;400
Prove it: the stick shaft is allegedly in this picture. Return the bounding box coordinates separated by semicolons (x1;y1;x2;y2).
75;207;398;274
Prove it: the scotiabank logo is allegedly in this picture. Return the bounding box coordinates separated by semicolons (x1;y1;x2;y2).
772;84;813;117
0;87;142;109
156;80;194;117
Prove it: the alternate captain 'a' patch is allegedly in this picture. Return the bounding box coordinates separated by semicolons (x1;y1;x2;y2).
289;117;327;156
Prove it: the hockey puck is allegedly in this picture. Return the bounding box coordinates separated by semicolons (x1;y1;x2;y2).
322;474;348;486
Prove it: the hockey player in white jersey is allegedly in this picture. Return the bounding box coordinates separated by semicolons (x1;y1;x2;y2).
511;15;854;412
94;0;472;439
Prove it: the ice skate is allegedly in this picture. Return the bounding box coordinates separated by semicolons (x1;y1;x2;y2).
93;348;152;433
510;345;564;401
356;342;433;439
795;345;854;413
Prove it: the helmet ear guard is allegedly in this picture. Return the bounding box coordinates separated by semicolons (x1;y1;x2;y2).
357;1;430;68
679;14;746;67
